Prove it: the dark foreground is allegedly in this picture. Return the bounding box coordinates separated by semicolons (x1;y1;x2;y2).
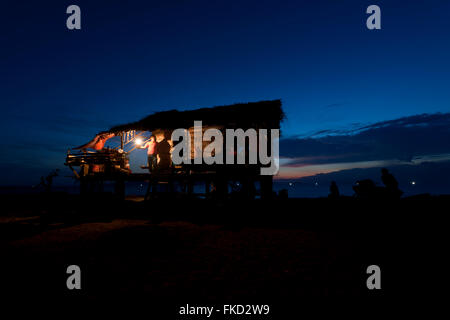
0;193;447;314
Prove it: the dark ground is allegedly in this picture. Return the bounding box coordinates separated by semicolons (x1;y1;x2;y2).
0;193;447;314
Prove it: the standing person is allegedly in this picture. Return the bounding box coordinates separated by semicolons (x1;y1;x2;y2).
140;136;157;173
329;181;340;198
36;169;59;192
381;168;398;191
381;168;402;198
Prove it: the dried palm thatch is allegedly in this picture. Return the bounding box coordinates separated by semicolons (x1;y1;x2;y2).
107;99;284;133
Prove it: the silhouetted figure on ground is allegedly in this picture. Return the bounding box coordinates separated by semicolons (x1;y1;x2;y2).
381;168;403;199
328;181;340;199
37;169;59;192
156;137;172;172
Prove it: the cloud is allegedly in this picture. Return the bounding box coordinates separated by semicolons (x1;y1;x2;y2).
281;112;450;163
279;112;450;179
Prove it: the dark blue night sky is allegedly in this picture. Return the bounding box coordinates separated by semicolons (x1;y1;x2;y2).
1;0;450;195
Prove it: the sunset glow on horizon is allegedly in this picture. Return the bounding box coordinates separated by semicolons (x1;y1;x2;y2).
276;153;450;180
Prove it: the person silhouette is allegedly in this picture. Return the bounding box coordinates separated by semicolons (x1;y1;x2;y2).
381;168;402;198
37;169;59;192
329;181;340;198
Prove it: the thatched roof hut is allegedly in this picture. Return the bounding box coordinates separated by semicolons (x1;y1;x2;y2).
108;99;284;133
67;100;284;199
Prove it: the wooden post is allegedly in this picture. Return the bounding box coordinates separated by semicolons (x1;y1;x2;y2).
145;179;152;201
187;176;194;197
260;175;273;200
205;179;211;198
114;179;125;200
215;175;228;200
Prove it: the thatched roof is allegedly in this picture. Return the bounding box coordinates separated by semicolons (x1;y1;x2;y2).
108;100;284;133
